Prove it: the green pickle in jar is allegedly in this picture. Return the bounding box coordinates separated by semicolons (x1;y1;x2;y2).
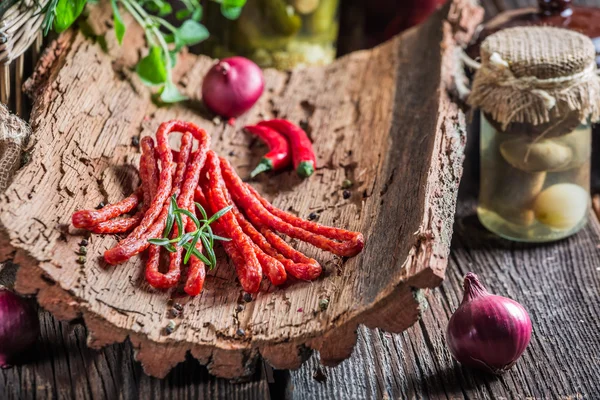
468;26;599;242
205;0;339;69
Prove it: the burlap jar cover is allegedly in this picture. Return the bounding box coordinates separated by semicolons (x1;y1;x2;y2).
468;26;600;138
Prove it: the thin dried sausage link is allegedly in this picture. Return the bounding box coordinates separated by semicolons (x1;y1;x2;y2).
139;136;159;212
146;132;194;288
245;184;362;243
72;188;142;229
105;121;211;265
106;204;169;264
89;213;143;234
162;132;194;286
219;157;364;257
216;186;291;284
184;199;205;297
107;121;176;250
226;194;286;285
244;207;322;280
204;152;262;293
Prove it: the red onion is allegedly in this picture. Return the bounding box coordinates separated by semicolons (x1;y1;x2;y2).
446;273;532;374
201;57;265;118
0;288;40;368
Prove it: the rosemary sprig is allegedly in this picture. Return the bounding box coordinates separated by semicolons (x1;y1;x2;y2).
148;195;232;268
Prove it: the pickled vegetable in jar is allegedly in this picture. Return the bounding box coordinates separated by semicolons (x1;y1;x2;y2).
468;27;600;242
202;0;339;69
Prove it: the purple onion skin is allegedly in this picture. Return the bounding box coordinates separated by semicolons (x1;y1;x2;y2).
446;273;532;375
202;57;265;118
0;289;40;368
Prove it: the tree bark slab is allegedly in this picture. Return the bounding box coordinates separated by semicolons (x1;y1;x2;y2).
0;0;482;378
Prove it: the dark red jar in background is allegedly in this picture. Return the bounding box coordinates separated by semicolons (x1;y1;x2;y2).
466;0;600;66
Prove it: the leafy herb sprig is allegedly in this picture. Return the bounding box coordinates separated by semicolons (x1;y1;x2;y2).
40;0;247;103
148;195;232;268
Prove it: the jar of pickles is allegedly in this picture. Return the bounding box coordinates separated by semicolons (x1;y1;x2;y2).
203;0;339;69
468;27;600;242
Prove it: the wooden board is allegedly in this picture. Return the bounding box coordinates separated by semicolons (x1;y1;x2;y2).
0;0;482;378
288;197;600;399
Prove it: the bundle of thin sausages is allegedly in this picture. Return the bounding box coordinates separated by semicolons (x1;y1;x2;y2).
72;120;365;295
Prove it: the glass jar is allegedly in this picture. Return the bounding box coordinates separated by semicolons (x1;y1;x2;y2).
468;26;599;242
203;0;339;69
478;114;591;242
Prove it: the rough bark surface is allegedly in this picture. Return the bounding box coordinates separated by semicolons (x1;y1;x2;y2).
0;0;481;378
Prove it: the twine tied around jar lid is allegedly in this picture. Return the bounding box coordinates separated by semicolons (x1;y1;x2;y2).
468;26;600;136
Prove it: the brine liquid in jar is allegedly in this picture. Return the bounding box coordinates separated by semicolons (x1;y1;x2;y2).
477;114;591;242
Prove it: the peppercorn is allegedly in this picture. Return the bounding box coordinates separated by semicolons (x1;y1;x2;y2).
77;256;86;264
131;136;140;147
79;246;87;255
242;292;253;303
342;190;351;199
173;303;184;312
165;320;176;335
236;328;245;337
313;367;327;383
80;239;89;247
342;179;353;189
169;309;181;318
228;151;235;157
319;298;330;311
235;304;244;312
308;212;318;221
95;202;105;209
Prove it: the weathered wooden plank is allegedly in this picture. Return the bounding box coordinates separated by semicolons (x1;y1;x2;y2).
288;197;600;399
0;0;480;379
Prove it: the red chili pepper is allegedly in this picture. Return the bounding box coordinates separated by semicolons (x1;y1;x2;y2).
258;119;316;178
244;125;291;178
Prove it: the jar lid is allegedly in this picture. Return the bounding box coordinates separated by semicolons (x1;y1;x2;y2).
468;26;600;131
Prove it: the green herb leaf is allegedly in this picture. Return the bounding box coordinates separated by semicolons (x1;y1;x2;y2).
174;210;184;234
176;208;201;227
159;82;188;103
220;4;242;20
200;233;216;267
195;202;208;220
148;238;171;246
54;0;87;33
177;20;209;46
177;232;194;247
157;2;172;16
110;0;125;45
165;243;177;253
184;231;202;264
136;46;168;87
191;7;202;21
175;9;191;20
182;242;211;265
207;205;233;224
211;234;231;242
163;194;175;237
223;0;246;7
205;223;214;248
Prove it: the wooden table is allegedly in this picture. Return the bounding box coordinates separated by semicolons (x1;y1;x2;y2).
2;0;600;398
